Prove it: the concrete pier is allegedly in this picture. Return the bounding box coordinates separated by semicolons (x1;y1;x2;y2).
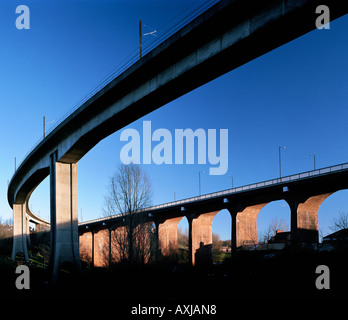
49;153;81;281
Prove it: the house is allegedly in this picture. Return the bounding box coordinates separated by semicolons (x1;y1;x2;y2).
322;228;348;242
321;229;348;251
268;230;291;244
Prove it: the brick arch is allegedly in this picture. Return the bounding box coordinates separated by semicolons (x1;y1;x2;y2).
210;209;232;260
256;200;291;241
235;203;268;247
286;193;333;243
157;216;183;257
297;194;333;232
317;189;348;236
191;211;220;266
211;209;232;241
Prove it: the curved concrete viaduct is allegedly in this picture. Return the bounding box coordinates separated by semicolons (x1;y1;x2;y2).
8;0;348;279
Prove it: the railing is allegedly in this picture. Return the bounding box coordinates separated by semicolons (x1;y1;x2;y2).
79;162;348;226
14;0;220;172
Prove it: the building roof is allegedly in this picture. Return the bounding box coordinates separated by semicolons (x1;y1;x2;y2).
323;228;348;241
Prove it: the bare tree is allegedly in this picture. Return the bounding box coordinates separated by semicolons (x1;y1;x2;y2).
177;226;188;250
103;163;153;264
329;212;348;232
259;217;289;243
0;220;13;255
212;232;224;262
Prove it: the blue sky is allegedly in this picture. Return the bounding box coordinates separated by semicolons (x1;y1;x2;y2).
1;0;348;240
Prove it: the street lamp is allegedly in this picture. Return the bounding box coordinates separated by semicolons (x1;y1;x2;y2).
310;153;316;170
229;175;234;189
279;146;286;179
199;170;205;196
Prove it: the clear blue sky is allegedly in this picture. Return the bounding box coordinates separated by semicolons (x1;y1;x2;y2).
1;0;348;240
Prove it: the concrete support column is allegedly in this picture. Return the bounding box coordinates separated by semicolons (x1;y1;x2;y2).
49;152;81;281
11;203;29;263
157;217;182;256
287;193;332;243
191;211;219;266
26;215;31;247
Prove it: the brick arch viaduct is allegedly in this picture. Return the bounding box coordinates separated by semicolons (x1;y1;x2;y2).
79;165;348;267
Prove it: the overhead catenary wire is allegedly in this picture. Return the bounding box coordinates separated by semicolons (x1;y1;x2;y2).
15;0;220;169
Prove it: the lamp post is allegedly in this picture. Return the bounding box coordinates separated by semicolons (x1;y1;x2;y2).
139;20;142;59
229;175;234;189
310;153;316;170
279;146;286;179
199;170;205;196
